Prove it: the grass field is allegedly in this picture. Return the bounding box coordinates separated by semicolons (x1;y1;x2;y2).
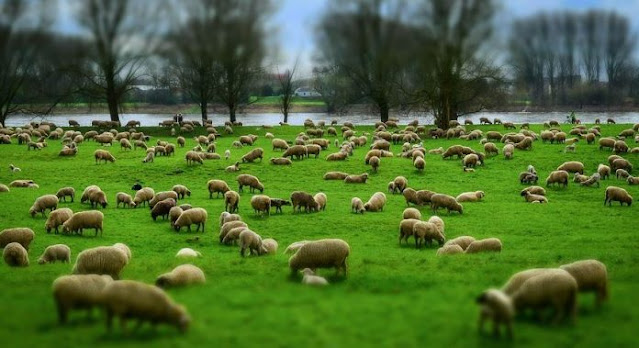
0;122;637;347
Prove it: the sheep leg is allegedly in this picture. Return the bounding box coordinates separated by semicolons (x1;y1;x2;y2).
56;303;67;324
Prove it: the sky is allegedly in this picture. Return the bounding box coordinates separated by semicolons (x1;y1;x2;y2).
54;0;639;77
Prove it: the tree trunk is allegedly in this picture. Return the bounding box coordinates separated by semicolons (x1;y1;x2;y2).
229;104;236;123
106;82;120;123
200;101;208;122
380;104;389;122
283;110;289;123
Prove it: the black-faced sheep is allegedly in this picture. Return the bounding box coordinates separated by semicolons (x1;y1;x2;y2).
269;198;291;213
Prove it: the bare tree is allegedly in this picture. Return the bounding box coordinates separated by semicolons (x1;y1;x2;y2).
276;61;298;123
603;11;636;103
581;10;603;84
312;65;355;114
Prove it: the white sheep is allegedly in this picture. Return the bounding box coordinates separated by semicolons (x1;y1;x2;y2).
511;269;578;324
72;246;128;280
301;268;329;286
156;264;206;288
3;242;29;267
38;244;71;264
175;248;202;258
288;239;350;276
52;274;114;323
44;208;73;234
476;289;514;339
173;208;207;232
560;259;608;308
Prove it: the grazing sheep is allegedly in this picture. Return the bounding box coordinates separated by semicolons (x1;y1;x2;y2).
156;264;206;288
414;156;425;171
52;274;114;324
344;173;368;184
604;186;633;206
148;191;178;208
364;192;386;212
503;144;514;159
436;244;464;255
483;142;498;156
290;191;317;213
3;242;29;267
305;144;322;158
56;187;75;202
185;150;204;165
520;186;546;197
237;174;264;193
133;187;155;207
390;176;408;194
351;197;365;214
45;208;73;234
430;194;463;214
270;157;293;165
262;238;278;254
175;248;202;258
403;207;421;220
224;190;240;213
29;194;59;217
611;158;633;173
0;227;35;250
222;226;248;245
239;230;267;257
522;191;548;203
173;208;207;232
208;179;231;198
456;191;485;202
580;173;601;187
545;170;569;187
250;195;272;215
241;148;264;163
369;156;380;172
444;236;476;251
288;239;350;276
172;185;191;199
628;176;639;185
272;138;289;151
169;207;184;225
559;260;608;308
72;246;128;279
94;149;116;164
224;149;231;159
283;145;308;160
300;268;329;286
413;221;445;248
616;168;630;179
269;198;291;213
88;189;108;209
511;269;578;324
115;192;135;208
557;161;584;174
465;238;502;253
38;244;71;264
597;164;611;180
142;151;155;163
314;192;327;211
102;280;190;333
402;188;420;206
151;198;176;221
398;219;420;244
476;289;514;338
62;210;104;236
219;221;248;243
323;171;349;180
501;268;556;296
519;172;539;184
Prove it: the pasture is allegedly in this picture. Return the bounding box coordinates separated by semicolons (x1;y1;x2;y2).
0;122;637;347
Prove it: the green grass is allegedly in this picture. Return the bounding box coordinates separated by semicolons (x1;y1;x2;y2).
0;123;637;347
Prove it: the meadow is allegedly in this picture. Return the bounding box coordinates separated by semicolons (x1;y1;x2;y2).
0;122;637;348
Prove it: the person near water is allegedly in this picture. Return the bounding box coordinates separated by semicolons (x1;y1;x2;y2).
570;111;576;124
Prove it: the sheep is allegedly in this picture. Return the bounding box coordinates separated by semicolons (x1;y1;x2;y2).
185;150;204;165
614;140;629;154
344;173;368;184
559;260;608;308
413;221;445;248
611;158;633;173
403;207;421;220
364;192;386;212
176;248;202;258
0;227;35;250
45;208;73;234
224;149;231;160
291;191;318;213
616;168;630;179
101;280;190;333
62;210;104;236
0;184;9;192
519;172;539;185
604;186;633;206
503;144;514;159
3;242;29;267
444;236;476;251
270;157;293;165
510;269;578;324
9;179;38;188
72;246;128;279
88;189;108;209
456;191;485;202
288;239;350;276
500;268;556;296
436;244;464;255
147;191;178;208
29;194;59;217
172;185;191;199
465;238;502;253
398;219;420;244
250;195;272;215
219;221;248;243
597;164;611;180
300;268;329;286
545;170;569;187
224;190;240;213
414;156;425;171
557;161;584;174
237;174;264;193
239;230;267;257
222;226;249;245
580;173;601;187
628;176;639;185
225;161;240;172
156;264;206;288
599;137;616;150
133;187;155;207
173;208;207;232
111;243;131;262
368;155;381;172
51;274;114;324
269;198;291;213
521;191;548;203
391;176;408;193
115;192;135;208
151;198;176;221
56;187;75;202
241;148;264;163
476;289;514;339
351;197;365;214
483;142;498;156
283;145;308;160
258;238;278;255
207;179;231;198
38;244;71;264
314;192;327;211
94;149;116;164
323;171;349;180
430;194;463;214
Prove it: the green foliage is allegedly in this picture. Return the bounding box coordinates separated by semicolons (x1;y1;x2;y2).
0;123;637;346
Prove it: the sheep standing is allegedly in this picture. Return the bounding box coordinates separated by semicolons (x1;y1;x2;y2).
62;211;104;236
149;191;178;208
224;190;240;213
208;179;231;198
52;274;114;323
38;244;71;264
476;289;514;339
94;149;116;164
364;192;386;212
414;156;425;171
402;208;421;220
172;184;191;199
3;242;29;267
133;187;155;207
291;191;318;213
156;264;206;288
597;164;611;180
219;221;248;243
239;230;267;257
288;239;350;276
116;192;136;208
557;161;584;174
560;259;608;308
465;238;502;253
413;221;445;248
45;208;73;234
173;208;208;232
151;198;176;221
29;194;59;217
430;194;463;214
314;192;327;211
545;170;569;187
250;195;272;216
56;187;75;202
351;197;365;214
604;186;633;206
511;269;578;324
269;198;291;213
237;174;264;193
72;246;128;279
0;227;35;250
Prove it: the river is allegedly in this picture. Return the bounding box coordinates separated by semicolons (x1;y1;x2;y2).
4;111;639;127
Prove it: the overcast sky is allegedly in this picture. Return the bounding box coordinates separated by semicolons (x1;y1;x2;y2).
55;0;639;77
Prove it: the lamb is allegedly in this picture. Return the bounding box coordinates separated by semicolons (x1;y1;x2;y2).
219;221;248;243
269;198;291;213
225;161;240;172
0;227;35;250
444;236;476;251
403;207;421;220
175;248;202;258
149;191;178;208
351;197;365;214
597;164;611;180
628;176;639;185
115;192;135;208
301;268;329;286
510;269;578;324
413;221;445;248
62;210;104;236
185;150;204;165
430;194;463;214
503;144;514;159
559;260;608;308
29;194;59;217
3;242;29;267
94;149;116;164
224;190;240;213
580;173;601;187
208;179;231;198
151;198;176;221
172;184;191;199
156;264;206;288
38;244;71;264
56;187;75;202
250;195;272;215
364;192;386;212
224;149;231;159
270;157;293;165
288;239;350;276
521;191;548;203
101;280;190;333
239;230;267;257
262;238;278;254
456;191;485;202
545;170;569;187
465;238;502;253
604;186;633;206
241;148;264;163
173;207;207;232
476;289;514;339
45;208;73;234
344;173;369;184
51;274;114;324
323;171;349;180
414;156;425;171
133;187;155;207
314;192;327;211
557;161;584;174
616;169;630;179
72;246;128;279
291;191;318;213
237;174;264;193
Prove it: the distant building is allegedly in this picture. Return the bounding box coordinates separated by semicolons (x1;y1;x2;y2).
294;87;321;98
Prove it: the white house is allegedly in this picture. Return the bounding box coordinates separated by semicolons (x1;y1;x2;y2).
294;87;321;98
